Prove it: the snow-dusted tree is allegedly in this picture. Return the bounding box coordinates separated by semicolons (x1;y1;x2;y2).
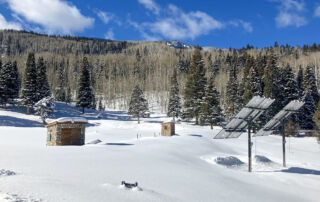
9;61;20;102
303;66;319;104
76;57;95;114
34;96;55;124
243;60;262;104
281;64;301;123
299;92;316;129
200;77;224;129
256;55;267;79
55;88;66;102
0;62;20;107
263;52;287;115
21;53;37;114
225;65;241;120
36;57;51;101
55;62;66;102
167;69;181;121
0;62;10;106
296;66;303;96
313;100;320;142
313;100;320;127
183;46;207;124
283;64;300;101
128;85;148;124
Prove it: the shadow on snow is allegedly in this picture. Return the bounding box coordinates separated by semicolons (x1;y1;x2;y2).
104;143;134;146
0;115;43;127
280;167;320;175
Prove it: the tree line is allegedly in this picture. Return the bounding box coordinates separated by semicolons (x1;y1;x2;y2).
2;30;320;133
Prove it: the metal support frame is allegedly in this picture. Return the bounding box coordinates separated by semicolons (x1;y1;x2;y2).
282;129;286;167
214;96;275;173
254;100;305;168
248;124;252;172
280;120;286;167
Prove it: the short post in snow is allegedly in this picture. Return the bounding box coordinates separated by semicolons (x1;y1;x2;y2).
278;120;287;168
281;122;286;167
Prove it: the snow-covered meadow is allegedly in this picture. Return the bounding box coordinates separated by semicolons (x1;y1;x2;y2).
0;103;319;202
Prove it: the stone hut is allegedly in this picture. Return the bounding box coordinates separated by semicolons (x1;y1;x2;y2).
45;117;88;146
161;122;175;136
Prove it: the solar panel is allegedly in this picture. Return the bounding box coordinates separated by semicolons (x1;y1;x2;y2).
254;100;305;137
214;96;275;139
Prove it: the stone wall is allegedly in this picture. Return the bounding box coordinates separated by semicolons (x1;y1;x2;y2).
161;122;175;136
46;122;86;146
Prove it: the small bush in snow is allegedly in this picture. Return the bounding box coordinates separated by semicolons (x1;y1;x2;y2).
34;96;55;124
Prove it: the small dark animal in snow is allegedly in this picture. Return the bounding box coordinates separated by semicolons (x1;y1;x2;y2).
121;181;138;189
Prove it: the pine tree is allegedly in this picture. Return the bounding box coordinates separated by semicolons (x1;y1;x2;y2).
303;66;319;104
0;62;20;107
255;55;267;93
243;58;262;104
263;52;285;116
280;64;300;123
10;61;20;102
34;96;55;124
55;88;66;102
21;53;38;114
76;57;95;114
296;66;303;96
313;100;320;138
283;64;300;104
36;57;51;101
263;52;278;99
167;69;181;121
225;65;241;120
0;62;11;107
243;55;254;79
128;85;149;124
299;92;316;129
183;46;207;124
55;63;66;102
200;77;224;129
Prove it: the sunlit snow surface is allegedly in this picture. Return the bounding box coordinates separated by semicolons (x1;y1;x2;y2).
0;102;319;202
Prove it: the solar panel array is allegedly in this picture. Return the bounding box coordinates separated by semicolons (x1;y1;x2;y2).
214;96;275;139
254;100;305;137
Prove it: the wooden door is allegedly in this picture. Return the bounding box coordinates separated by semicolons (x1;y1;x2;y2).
61;128;82;145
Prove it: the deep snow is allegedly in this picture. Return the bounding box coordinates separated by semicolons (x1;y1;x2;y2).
0;103;319;202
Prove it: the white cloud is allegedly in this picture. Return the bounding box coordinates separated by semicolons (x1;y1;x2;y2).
229;20;253;33
131;3;224;40
276;11;306;27
132;1;252;41
138;0;160;14
96;10;121;26
0;13;21;30
97;10;114;24
5;0;94;34
104;28;114;40
272;0;307;28
314;5;320;17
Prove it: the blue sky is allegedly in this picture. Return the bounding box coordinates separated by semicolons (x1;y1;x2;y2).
0;0;320;48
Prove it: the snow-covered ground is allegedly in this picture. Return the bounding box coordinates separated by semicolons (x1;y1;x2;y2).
0;103;319;202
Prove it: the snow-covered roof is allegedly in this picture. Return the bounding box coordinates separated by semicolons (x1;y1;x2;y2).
49;117;88;124
163;121;174;124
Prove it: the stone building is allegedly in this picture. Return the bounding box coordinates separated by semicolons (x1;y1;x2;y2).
45;117;88;146
161;122;175;136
